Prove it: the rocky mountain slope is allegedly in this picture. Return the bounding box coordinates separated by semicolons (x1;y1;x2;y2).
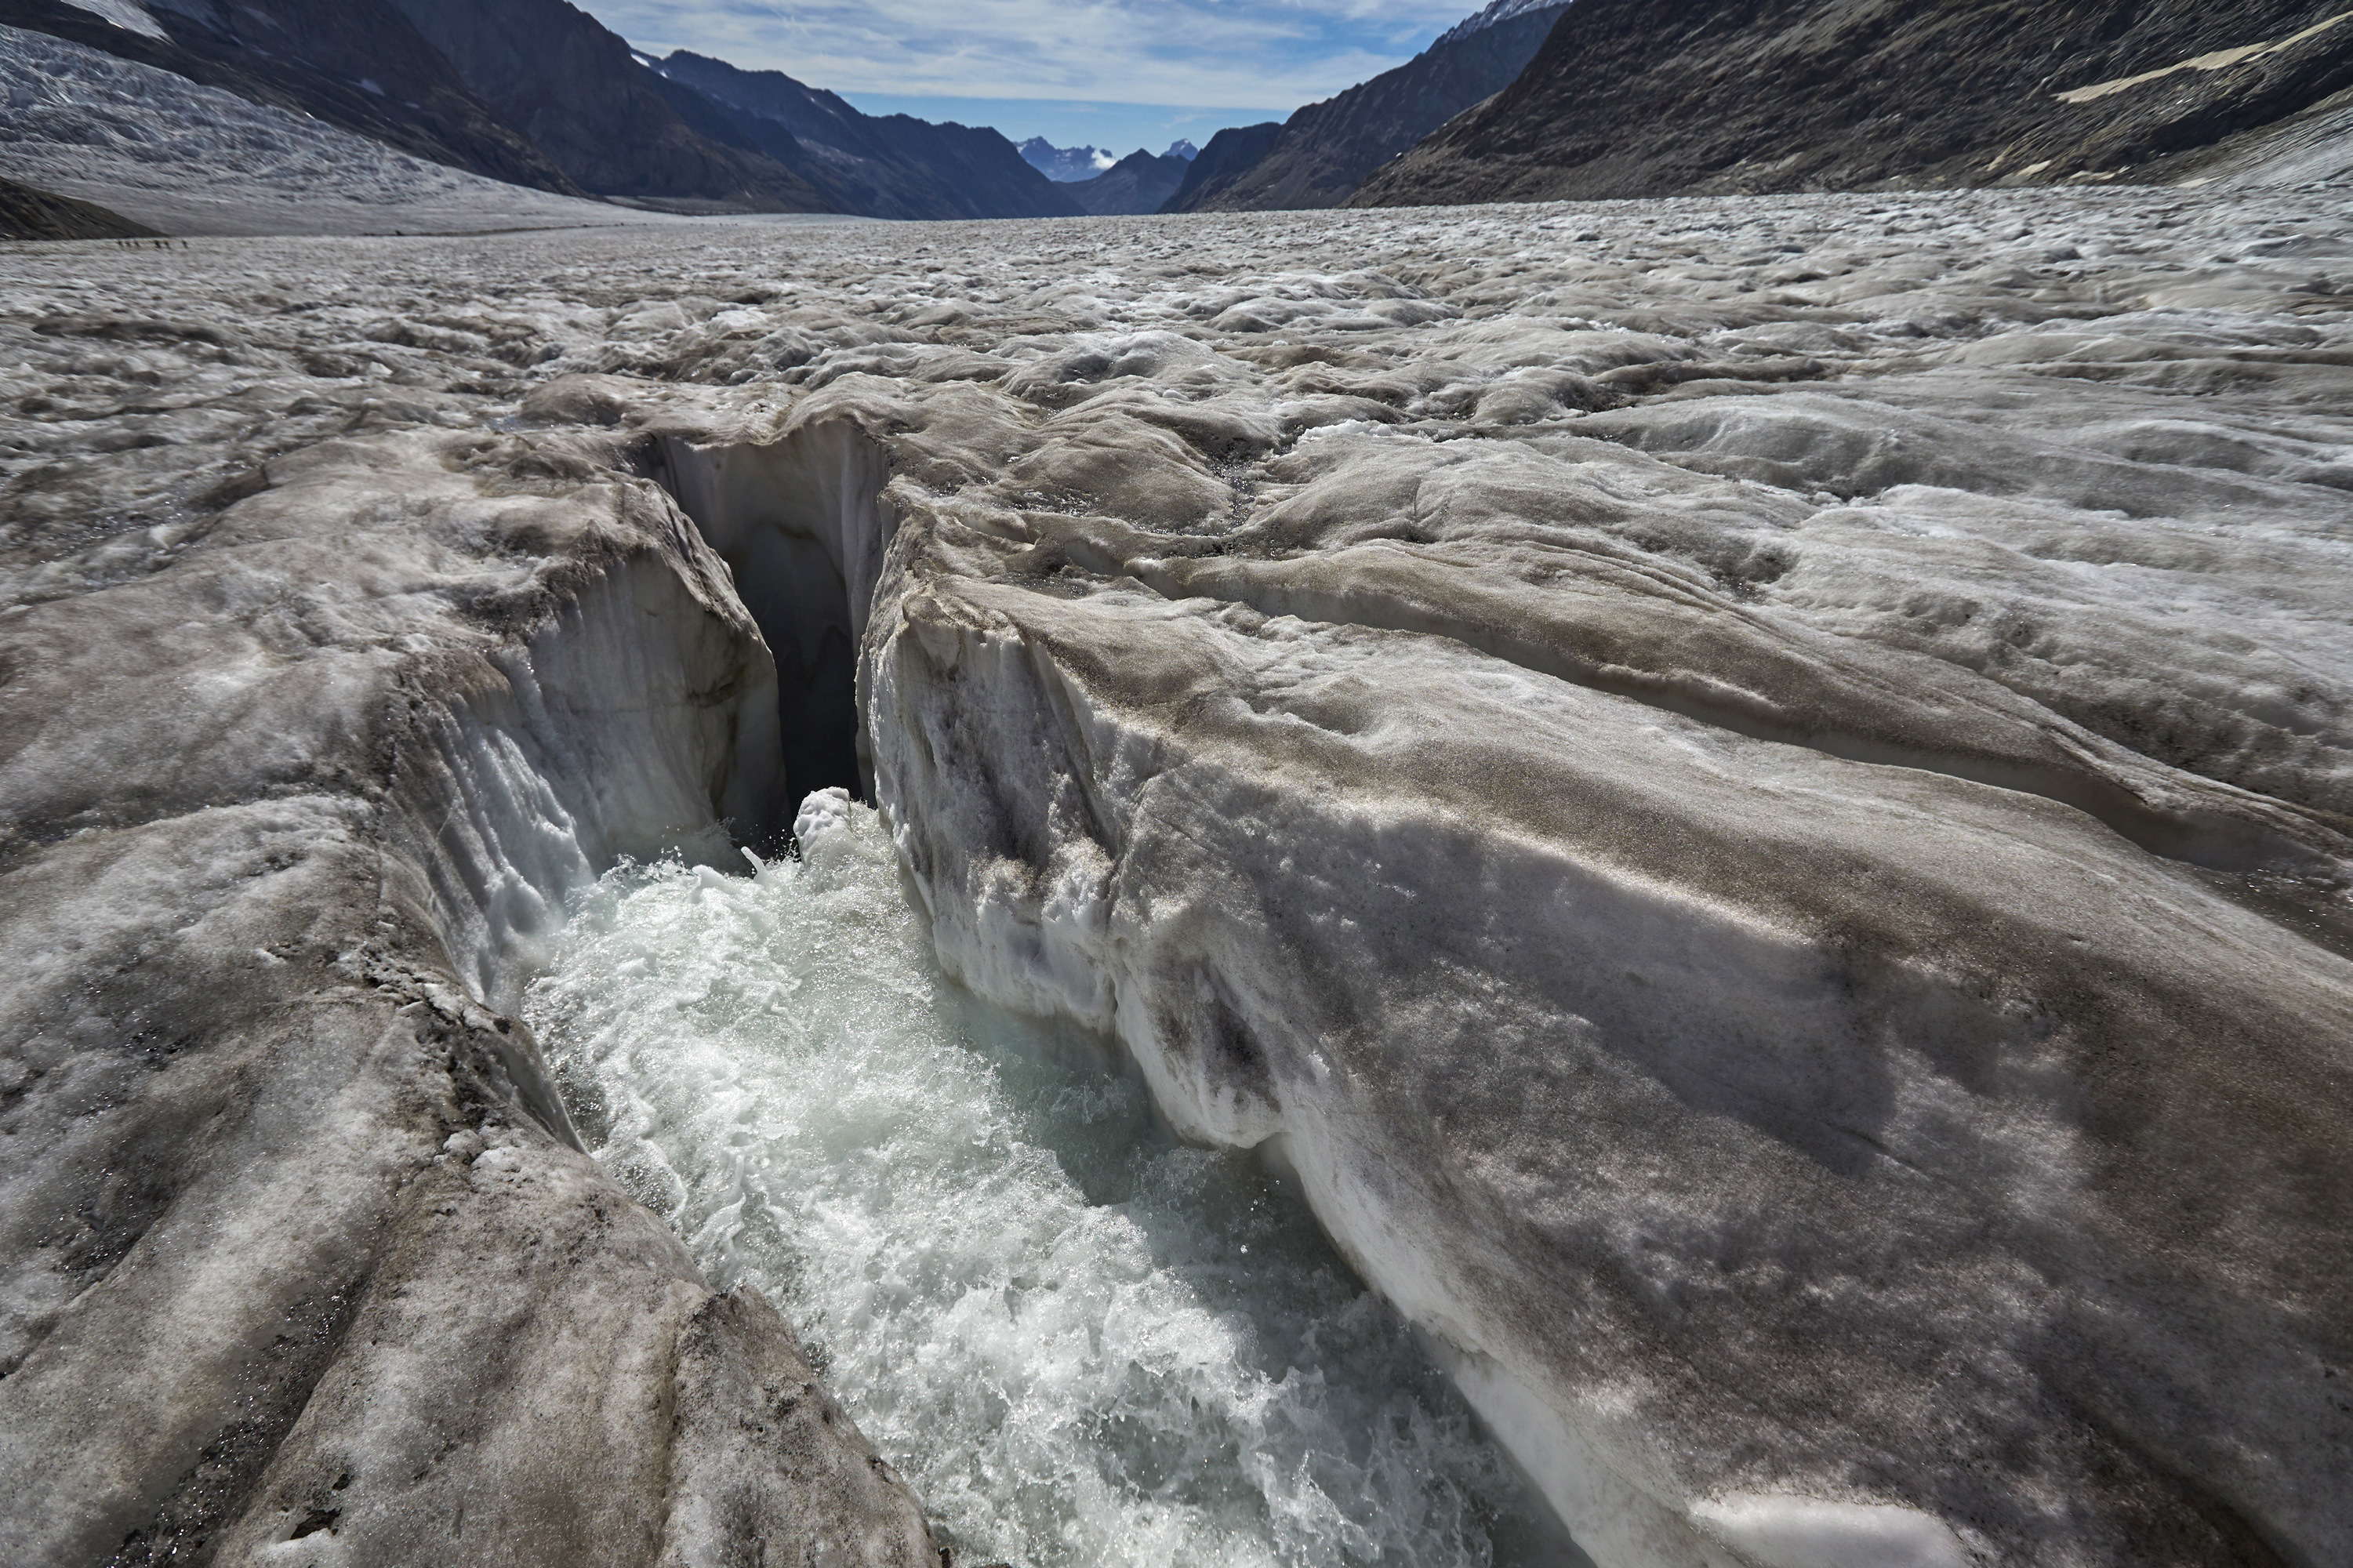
383;0;832;212
0;173;156;239
1166;0;1567;212
1156;122;1284;211
652;51;1080;221
6;183;2351;1566
1063;147;1193;215
1356;0;2353;205
0;24;652;235
0;0;581;195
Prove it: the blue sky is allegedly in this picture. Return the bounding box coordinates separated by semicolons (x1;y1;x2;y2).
584;0;1484;152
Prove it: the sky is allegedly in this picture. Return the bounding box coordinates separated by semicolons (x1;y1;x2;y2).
584;0;1486;154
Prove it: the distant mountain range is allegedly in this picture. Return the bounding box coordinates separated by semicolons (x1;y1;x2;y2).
1062;148;1195;215
1021;137;1198;183
1019;139;1116;182
648;50;1079;220
1157;123;1287;212
9;0;2342;236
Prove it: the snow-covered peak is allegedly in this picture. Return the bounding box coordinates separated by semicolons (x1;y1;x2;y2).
58;0;168;40
1018;136;1118;182
1432;0;1568;50
1165;139;1199;162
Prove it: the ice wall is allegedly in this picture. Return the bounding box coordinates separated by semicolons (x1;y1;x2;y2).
627;399;2348;1566
0;423;929;1566
655;420;895;808
398;552;782;1015
857;548;2351;1568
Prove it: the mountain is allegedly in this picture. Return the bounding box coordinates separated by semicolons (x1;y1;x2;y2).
1019;137;1118;181
0;0;582;194
1161;0;1568;212
1355;0;2353;205
1164;139;1200;161
6;0;1085;220
383;0;832;212
655;52;1080;220
0;172;158;239
1062;148;1192;215
1431;0;1567;49
1154;122;1284;212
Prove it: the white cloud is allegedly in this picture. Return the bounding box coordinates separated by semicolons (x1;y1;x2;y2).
584;0;1477;110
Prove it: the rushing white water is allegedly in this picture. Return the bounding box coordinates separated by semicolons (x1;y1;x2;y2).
524;790;1574;1568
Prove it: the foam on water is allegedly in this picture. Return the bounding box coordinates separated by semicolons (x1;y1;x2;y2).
524;790;1572;1568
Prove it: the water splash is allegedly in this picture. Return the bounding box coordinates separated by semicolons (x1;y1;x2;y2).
525;793;1567;1568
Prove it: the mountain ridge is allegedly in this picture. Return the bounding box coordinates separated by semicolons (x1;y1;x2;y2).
1165;1;1569;212
1355;0;2353;205
1167;0;1571;210
1156;122;1285;212
654;50;1080;220
0;171;160;239
3;0;1092;220
1062;147;1192;215
383;0;833;212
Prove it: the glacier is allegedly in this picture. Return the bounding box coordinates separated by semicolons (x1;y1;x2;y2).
2;180;2349;1566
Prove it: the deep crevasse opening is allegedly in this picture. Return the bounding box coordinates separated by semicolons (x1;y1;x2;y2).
654;424;892;815
523;792;1579;1568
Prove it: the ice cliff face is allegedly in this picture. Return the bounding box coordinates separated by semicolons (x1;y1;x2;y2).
4;183;2352;1566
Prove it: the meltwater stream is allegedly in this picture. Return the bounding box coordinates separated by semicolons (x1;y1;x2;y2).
525;792;1571;1568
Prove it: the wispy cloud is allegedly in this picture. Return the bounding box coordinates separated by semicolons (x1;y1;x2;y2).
583;0;1476;111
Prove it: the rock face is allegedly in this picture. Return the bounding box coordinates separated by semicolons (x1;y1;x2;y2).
5;185;2353;1567
1063;148;1193;215
0;172;156;239
1168;1;1567;212
654;51;1082;221
1356;0;2353;205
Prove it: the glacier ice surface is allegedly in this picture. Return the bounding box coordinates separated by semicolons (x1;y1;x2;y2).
5;177;2351;1567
